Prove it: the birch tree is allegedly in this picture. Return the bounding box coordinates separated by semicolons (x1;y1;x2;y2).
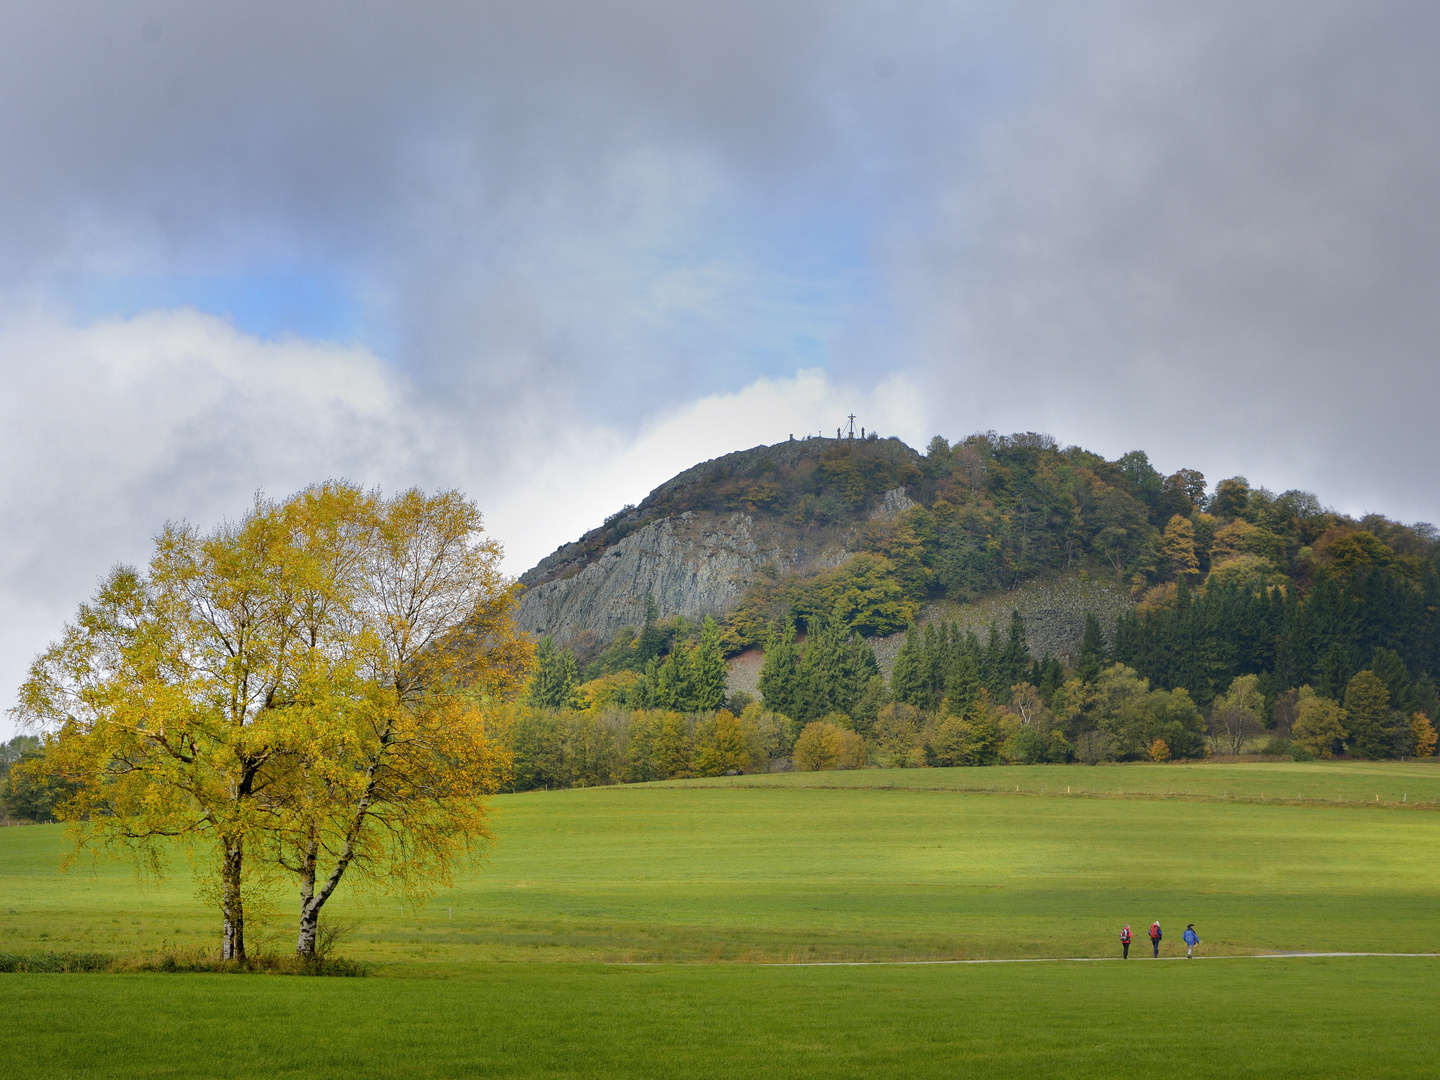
272;488;530;957
12;483;531;962
12;497;326;960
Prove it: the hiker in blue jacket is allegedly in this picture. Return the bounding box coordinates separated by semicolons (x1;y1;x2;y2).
1184;924;1199;958
1149;921;1162;956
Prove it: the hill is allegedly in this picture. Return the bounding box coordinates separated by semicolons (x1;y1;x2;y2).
516;429;1440;708
516;435;924;656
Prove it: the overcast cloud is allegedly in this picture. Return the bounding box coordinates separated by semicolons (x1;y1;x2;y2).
3;1;1439;730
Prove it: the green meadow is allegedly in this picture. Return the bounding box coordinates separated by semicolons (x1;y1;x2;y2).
3;760;1439;1077
4;958;1436;1079
5;760;1438;962
658;757;1440;804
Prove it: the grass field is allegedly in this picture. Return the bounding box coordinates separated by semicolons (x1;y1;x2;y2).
4;958;1437;1079
658;757;1440;804
3;760;1439;1076
4;760;1438;962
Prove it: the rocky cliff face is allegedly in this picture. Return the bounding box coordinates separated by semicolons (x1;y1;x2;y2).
515;510;851;652
515;435;926;654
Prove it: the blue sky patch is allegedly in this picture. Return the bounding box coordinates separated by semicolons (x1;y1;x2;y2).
65;269;369;347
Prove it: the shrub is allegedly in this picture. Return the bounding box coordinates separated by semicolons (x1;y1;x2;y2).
1292;687;1347;758
1006;726;1050;765
1046;730;1074;763
928;716;970;767
692;711;752;776
0;949;367;976
1075;731;1114;765
739;703;797;770
833;729;868;770
792;721;866;771
793;722;841;771
868;703;925;768
1411;713;1437;758
927;706;1003;767
0;952;113;973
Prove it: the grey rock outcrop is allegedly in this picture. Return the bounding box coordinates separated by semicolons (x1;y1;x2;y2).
515;435;927;655
870;487;916;522
516;511;850;649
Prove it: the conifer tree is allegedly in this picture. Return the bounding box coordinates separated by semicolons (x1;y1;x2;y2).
758;620;800;720
982;620;1007;699
1343;670;1392;759
635;593;666;663
961;624;984;702
691;617;729;712
889;624;930;709
1369;648;1414;715
923;623;947;707
796;617;844;722
945;653;983;717
1413;675;1440;727
1034;656;1066;706
1317;642;1355;702
629;658;660;709
795;613;878;722
654;644;693;710
850;675;889;735
1076;614;1106;683
528;636;581;709
997;610;1031;699
841;629;882;711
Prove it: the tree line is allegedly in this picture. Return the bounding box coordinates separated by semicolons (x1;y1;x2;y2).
1112;562;1440;709
505;596;1439;789
0;735;64;822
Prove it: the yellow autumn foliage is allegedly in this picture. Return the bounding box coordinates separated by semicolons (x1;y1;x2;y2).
13;483;531;960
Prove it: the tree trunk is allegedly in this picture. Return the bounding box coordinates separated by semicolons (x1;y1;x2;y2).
220;837;246;962
296;826;321;957
293;797;373;957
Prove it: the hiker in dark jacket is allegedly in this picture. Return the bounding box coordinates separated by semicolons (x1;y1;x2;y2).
1120;924;1131;959
1184;924;1199;958
1149;921;1162;957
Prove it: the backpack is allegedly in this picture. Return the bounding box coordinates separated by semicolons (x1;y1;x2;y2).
1121;927;1130;942
1150;923;1161;939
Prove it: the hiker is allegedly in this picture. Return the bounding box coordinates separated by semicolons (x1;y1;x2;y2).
1184;924;1199;959
1120;924;1131;959
1149;920;1162;957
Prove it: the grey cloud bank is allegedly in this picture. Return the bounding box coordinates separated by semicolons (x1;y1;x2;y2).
2;2;1439;731
909;3;1440;520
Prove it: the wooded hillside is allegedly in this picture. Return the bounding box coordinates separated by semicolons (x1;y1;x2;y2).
508;430;1439;782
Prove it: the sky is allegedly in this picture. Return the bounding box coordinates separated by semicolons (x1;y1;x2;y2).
4;1;1440;734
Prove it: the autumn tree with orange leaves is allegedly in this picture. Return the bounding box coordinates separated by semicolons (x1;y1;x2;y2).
12;483;531;962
